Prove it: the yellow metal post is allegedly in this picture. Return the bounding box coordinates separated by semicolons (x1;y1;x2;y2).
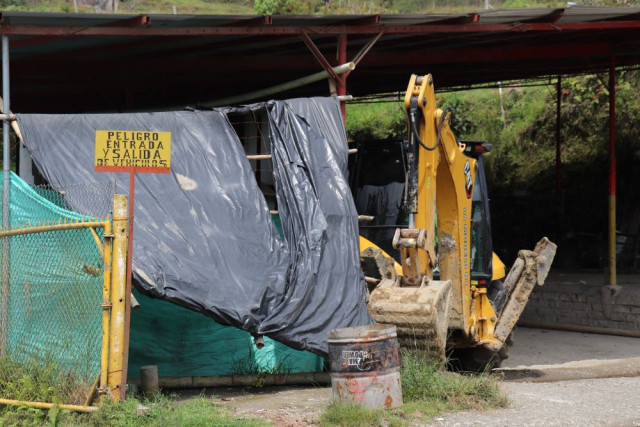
108;195;128;401
100;219;112;396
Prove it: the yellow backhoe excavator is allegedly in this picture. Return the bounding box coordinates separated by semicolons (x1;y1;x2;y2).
354;74;557;370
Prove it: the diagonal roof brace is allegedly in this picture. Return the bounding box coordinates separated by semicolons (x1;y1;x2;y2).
299;29;384;85
299;30;343;83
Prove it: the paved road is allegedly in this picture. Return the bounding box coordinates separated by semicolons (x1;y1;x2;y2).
428;327;640;426
503;327;640;367
427;376;640;427
219;327;640;426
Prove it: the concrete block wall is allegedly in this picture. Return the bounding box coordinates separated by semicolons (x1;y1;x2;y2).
519;271;640;333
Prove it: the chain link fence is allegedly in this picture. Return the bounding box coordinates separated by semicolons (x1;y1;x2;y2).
33;180;116;218
0;175;125;407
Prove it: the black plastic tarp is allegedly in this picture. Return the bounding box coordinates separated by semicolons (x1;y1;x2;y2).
17;97;373;356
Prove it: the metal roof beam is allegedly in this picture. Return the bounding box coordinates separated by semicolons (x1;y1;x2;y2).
2;20;640;37
8;15;150;49
360;42;614;66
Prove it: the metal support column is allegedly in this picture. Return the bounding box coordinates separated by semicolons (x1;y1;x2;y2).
608;59;617;286
337;33;348;122
0;35;10;355
555;76;562;203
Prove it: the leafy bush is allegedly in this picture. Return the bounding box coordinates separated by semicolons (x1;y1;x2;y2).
345;100;406;142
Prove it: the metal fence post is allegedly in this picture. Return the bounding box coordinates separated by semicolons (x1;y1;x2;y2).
0;34;10;356
108;194;128;401
100;216;113;398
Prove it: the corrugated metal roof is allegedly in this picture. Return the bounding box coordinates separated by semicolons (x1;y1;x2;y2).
1;8;640;112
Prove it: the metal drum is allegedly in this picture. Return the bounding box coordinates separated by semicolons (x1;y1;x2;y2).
327;324;403;409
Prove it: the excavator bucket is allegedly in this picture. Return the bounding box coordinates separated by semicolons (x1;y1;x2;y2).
368;277;452;360
492;237;557;345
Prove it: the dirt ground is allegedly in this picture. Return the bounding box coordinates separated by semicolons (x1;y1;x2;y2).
210;327;640;426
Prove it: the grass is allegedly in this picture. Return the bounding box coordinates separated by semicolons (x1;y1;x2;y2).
0;0;254;15
0;354;268;426
0;355;93;405
118;0;254;16
0;347;506;426
0;393;270;426
319;349;509;426
73;394;268;426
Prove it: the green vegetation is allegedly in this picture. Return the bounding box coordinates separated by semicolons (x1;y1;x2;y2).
0;0;254;15
0;393;269;426
119;0;253;16
321;403;406;427
74;395;268;427
0;349;505;426
345;100;406;142
320;349;507;426
346;71;640;266
0;355;266;426
2;0;640;16
0;355;92;405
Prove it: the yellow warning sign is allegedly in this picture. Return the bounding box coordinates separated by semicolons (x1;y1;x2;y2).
95;130;171;173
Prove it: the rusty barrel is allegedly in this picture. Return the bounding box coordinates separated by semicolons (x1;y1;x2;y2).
327;324;403;409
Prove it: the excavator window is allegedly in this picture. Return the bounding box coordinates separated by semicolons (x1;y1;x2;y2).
351;139;495;281
470;157;494;284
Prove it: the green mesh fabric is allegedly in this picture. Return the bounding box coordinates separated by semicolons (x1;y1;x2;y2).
129;290;325;378
0;172;103;383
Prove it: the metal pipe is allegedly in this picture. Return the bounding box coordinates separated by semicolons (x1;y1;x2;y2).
0;398;97;413
122;172;134;400
128;372;331;389
337;34;348;122
608;59;617;286
247;154;272;161
0;35;9;357
108;195;128;401
203;62;355;108
555;76;562;203
269;209;371;221
100;219;113;395
83;375;100;407
2;37;9;188
0;219;109;238
250;148;356;161
518;321;640;339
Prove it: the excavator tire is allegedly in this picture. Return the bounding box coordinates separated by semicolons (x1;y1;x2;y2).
447;332;515;372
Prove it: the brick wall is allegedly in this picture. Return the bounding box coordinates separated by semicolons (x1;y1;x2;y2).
519;271;640;332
